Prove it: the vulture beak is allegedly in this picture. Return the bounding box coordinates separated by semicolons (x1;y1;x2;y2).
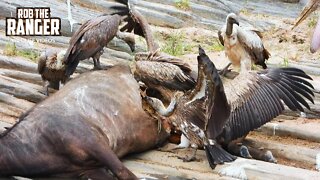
292;0;318;29
233;19;240;26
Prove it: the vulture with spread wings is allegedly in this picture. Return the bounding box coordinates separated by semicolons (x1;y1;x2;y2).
146;48;314;167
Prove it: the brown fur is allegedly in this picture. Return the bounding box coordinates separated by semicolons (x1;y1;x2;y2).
0;65;168;179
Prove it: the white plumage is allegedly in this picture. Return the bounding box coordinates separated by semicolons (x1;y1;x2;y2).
218;13;269;72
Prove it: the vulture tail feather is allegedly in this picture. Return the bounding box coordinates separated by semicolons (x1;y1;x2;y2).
205;144;236;169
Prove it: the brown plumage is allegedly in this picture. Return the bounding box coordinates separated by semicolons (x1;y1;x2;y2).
146;47;235;168
218;67;314;144
112;1;196;102
112;0;159;53
64;14;135;77
147;48;315;167
37;49;68;95
218;13;269;71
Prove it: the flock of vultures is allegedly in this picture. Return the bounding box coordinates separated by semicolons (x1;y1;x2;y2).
0;0;319;179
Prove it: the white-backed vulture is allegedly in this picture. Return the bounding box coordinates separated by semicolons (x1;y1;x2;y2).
293;0;320;53
218;13;270;72
146;47;314;168
37;49;68;95
63;14;136;77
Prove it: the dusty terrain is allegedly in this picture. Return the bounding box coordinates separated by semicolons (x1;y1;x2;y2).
0;0;319;179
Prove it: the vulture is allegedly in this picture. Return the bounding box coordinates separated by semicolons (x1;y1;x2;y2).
292;0;320;53
133;54;195;103
111;0;159;52
146;47;235;166
218;13;270;72
37;49;68;95
146;47;314;167
63;14;136;77
111;0;195;102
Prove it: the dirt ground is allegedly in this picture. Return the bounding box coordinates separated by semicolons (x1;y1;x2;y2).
0;1;319;178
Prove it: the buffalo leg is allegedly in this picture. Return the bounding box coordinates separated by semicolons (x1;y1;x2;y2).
89;145;137;180
81;168;115;180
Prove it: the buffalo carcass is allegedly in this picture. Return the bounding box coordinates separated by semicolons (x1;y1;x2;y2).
0;65;168;179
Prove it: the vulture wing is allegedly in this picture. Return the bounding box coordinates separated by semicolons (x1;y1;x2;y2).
64;15;121;76
64;15;116;64
222;67;314;142
135;60;195;91
110;0;159;52
237;27;270;69
37;52;47;76
218;30;224;46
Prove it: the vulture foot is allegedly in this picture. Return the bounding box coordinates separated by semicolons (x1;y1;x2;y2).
233;142;277;163
239;145;252;159
147;48;161;60
177;148;200;162
93;64;102;70
218;63;232;76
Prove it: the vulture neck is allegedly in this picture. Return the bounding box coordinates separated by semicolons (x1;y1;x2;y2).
226;21;234;36
130;7;159;52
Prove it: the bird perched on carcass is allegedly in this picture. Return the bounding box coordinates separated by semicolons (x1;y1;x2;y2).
38;49;68;96
111;0;195;103
146;46;235;167
218;13;270;72
146;47;314;167
292;0;320;53
63;14;136;77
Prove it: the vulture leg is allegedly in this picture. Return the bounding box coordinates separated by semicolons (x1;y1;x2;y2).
178;148;199;162
147;48;161;60
116;31;136;52
92;50;103;70
158;134;190;153
245;146;277;163
43;81;50;96
226;141;252;159
218;63;232;76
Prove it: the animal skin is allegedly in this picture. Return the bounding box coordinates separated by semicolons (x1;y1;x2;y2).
0;65;168;179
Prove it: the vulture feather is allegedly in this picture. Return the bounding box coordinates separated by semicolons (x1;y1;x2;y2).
64;14;136;77
219;67;314;143
218;13;270;71
37;49;68;95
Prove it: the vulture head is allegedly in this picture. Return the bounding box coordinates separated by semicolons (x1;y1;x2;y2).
293;0;320;53
53;50;66;70
227;13;239;25
226;13;239;36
